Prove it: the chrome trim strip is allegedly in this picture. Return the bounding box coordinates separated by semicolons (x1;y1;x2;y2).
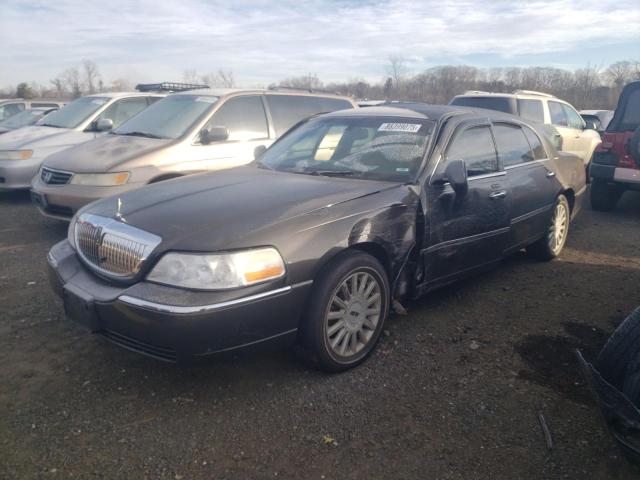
423;227;511;254
197;328;299;355
118;283;307;314
468;171;506;182
511;204;553;224
503;158;549;170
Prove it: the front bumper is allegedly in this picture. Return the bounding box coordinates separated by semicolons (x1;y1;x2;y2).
0;157;43;190
48;240;312;363
31;178;145;220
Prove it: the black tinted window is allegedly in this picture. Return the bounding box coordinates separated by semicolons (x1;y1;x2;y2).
266;95;353;136
208;96;268;141
620;90;640;130
522;126;547;160
548;101;567;126
449;96;513;114
31;103;59;108
446;126;498;176
517;99;544;123
493;124;535;167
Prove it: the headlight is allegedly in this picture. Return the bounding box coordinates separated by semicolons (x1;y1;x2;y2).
70;172;130;186
147;247;286;290
0;150;33;160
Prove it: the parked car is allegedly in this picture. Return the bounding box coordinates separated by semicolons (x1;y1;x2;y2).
589;81;640;211
0;92;164;191
0;98;66;122
449;90;601;166
47;104;586;371
0;107;59;134
579;110;614;134
31;88;356;219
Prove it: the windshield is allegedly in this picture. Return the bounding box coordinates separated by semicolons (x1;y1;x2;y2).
113;94;218;140
259;116;434;182
0;109;47;128
38;96;108;129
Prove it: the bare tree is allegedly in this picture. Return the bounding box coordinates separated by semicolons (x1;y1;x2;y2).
82;60;101;94
279;73;323;90
183;69;201;84
50;77;66;97
110;78;133;92
386;55;407;88
63;67;82;98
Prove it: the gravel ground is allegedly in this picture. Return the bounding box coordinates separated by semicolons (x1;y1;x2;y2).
1;188;639;479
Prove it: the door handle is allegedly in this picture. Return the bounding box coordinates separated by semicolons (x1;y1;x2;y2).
489;190;507;199
546;171;556;178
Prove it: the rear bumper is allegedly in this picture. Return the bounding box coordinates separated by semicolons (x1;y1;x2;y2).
47;240;312;363
590;164;640;190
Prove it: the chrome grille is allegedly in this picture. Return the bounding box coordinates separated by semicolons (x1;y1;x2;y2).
41;167;72;185
74;214;161;279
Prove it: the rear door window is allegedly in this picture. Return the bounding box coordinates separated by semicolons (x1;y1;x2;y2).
31;103;59;108
492;123;535;167
548;101;568;126
522;126;547;160
446;125;498;177
517;99;544;123
266;95;353;136
207;95;269;141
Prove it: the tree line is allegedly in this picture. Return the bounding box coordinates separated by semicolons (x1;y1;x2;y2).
4;58;640;110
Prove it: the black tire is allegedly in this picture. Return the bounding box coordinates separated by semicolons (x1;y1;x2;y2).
526;194;570;261
299;250;390;373
590;179;622;212
622;352;640;406
596;307;640;390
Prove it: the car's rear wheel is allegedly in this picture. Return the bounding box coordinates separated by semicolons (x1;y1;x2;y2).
300;250;390;372
526;194;570;261
590;179;622;212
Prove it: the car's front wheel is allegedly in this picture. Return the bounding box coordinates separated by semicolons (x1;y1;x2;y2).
527;194;570;261
300;250;390;372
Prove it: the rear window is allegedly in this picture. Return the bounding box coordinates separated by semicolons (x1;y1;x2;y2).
619;89;640;131
517;99;544;123
449;96;513;114
266;95;353;136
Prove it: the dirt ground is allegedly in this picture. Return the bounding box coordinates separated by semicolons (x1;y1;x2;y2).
1;188;639;479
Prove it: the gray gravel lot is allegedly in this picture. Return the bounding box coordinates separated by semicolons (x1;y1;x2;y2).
1;189;639;479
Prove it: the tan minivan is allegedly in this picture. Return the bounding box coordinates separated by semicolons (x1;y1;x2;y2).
31;88;356;219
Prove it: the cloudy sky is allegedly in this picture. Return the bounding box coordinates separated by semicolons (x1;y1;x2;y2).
1;0;639;89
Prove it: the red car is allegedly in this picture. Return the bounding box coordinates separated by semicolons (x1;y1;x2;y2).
590;81;640;211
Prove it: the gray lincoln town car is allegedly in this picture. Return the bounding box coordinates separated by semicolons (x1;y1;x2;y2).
47;104;586;371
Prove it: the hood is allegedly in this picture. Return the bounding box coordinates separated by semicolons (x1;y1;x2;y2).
0;125;92;151
0;127;10;134
43;133;172;173
84;166;399;251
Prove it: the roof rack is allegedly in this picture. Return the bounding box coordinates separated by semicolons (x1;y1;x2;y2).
267;86;342;95
135;82;209;93
513;89;556;98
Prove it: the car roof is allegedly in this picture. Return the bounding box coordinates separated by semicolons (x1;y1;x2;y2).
320;102;524;124
85;92;166;99
174;87;353;101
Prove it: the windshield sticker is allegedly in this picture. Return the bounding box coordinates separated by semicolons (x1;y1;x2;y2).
378;123;421;133
195;96;217;103
91;99;107;105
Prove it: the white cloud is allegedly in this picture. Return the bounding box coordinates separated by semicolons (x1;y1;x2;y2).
0;0;638;87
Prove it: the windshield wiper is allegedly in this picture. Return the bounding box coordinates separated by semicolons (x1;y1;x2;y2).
38;123;63;128
115;131;164;139
307;169;356;177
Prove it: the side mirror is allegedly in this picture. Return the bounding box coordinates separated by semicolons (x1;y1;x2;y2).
432;159;468;196
95;117;114;132
200;126;229;145
584;119;600;131
254;144;267;160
